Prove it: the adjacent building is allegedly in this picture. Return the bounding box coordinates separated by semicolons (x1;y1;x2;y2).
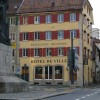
7;0;94;86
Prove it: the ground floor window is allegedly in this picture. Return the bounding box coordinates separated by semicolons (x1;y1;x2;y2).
35;67;43;79
45;66;52;79
55;66;62;79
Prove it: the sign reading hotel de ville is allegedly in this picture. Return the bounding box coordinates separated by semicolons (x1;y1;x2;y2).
31;59;67;64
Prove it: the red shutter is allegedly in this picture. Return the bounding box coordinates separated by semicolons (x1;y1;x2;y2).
52;14;57;23
31;48;34;57
64;47;67;56
51;48;54;56
66;47;70;56
19;16;23;25
19;49;22;57
40;15;45;23
66;30;70;39
43;48;46;57
28;16;34;24
28;48;31;57
55;48;58;56
28;32;34;40
52;31;57;40
40;48;42;57
20;33;23;41
40;32;45;40
64;30;67;39
76;12;79;21
76;30;79;38
66;13;70;22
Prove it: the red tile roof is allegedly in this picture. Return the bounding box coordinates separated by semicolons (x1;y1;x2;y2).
17;0;85;14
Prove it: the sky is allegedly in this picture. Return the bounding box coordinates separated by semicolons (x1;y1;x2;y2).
89;0;100;28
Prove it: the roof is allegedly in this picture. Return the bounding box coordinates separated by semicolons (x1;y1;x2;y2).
17;0;85;14
7;0;23;14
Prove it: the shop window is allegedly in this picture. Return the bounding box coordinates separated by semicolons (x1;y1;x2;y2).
35;67;43;79
55;66;62;79
45;66;52;79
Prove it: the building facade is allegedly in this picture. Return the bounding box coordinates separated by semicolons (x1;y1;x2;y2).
8;0;94;86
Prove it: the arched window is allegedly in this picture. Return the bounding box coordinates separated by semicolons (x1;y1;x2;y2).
35;67;43;79
55;66;62;79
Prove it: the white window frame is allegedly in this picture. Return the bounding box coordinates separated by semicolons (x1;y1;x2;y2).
46;15;51;23
46;48;51;57
34;16;40;24
46;31;52;40
70;13;76;22
34;32;40;40
22;49;28;57
34;48;40;57
23;32;28;41
58;14;64;22
9;33;16;41
70;30;76;39
10;17;16;26
58;30;64;39
58;47;64;56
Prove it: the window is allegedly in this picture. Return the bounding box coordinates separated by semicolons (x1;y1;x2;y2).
70;13;76;21
23;16;28;24
55;66;62;79
46;48;51;56
10;17;16;25
58;14;64;22
35;67;43;79
70;30;76;39
34;32;40;40
58;47;64;56
46;15;51;23
10;33;15;41
46;31;51;40
45;66;52;79
34;16;40;24
23;33;28;40
22;49;28;57
34;48;40;57
58;30;64;39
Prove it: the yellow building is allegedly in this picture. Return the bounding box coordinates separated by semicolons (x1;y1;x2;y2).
8;0;94;86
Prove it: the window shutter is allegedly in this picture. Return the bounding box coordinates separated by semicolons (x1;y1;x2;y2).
40;48;42;57
20;33;23;41
28;48;31;57
66;30;70;39
76;30;79;38
28;16;34;24
19;49;22;57
76;12;79;21
43;48;46;57
31;48;34;57
40;15;45;23
55;48;58;56
51;48;54;56
64;30;67;39
52;31;57;40
19;16;23;25
64;47;67;56
66;13;70;22
16;16;18;25
40;32;45;40
30;32;34;40
52;14;57;23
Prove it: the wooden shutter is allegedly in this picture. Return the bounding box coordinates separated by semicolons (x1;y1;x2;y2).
76;30;79;38
51;48;54;56
55;48;58;56
40;48;42;57
19;49;22;57
28;48;31;57
66;30;70;39
43;48;46;57
40;32;45;40
19;16;23;25
20;33;23;41
40;15;45;23
76;12;79;21
52;31;57;40
64;47;67;56
28;16;34;24
66;13;70;22
52;14;57;23
31;48;34;57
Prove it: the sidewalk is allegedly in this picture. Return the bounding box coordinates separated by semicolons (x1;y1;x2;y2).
0;85;77;100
